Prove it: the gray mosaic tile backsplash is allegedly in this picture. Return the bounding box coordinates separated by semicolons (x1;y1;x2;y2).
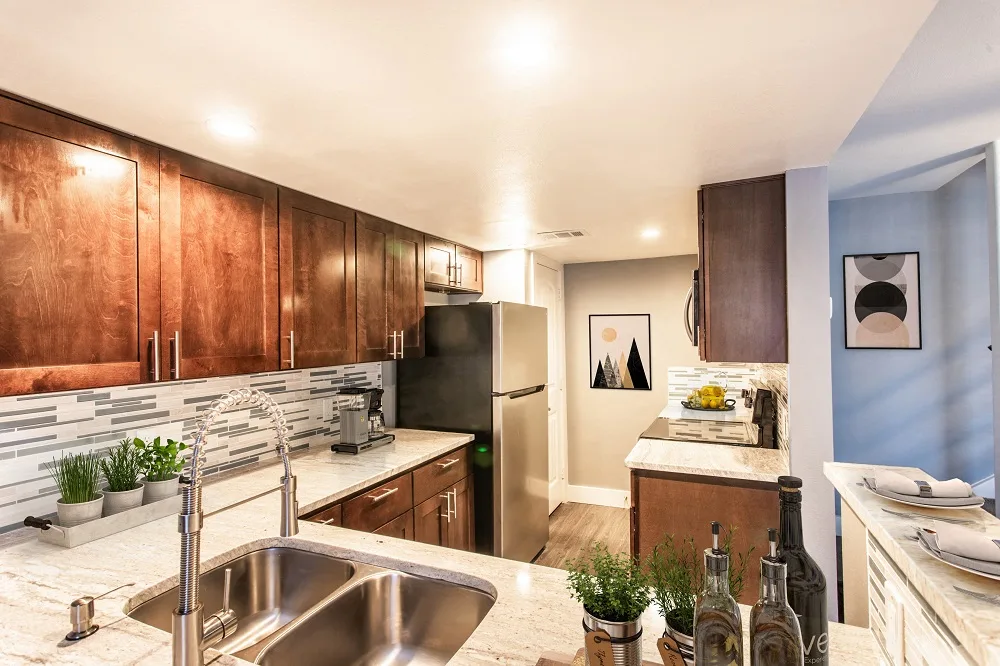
0;362;383;531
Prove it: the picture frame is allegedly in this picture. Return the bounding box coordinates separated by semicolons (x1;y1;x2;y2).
588;314;652;390
843;252;922;350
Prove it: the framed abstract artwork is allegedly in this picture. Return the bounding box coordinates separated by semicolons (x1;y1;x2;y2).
843;252;921;349
589;314;651;390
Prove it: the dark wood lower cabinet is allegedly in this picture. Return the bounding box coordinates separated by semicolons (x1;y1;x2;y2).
630;469;777;605
374;509;414;540
445;476;473;551
414;493;447;547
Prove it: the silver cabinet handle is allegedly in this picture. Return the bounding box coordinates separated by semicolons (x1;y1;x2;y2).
399;329;404;359
447;260;454;286
439;491;452;523
284;330;295;368
367;487;398;503
457;264;463;286
170;331;181;379
320;515;339;525
449;489;458;520
389;331;398;359
436;458;460;469
150;330;161;381
683;286;694;344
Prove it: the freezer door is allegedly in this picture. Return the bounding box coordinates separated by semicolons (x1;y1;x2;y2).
492;302;548;393
492;386;549;562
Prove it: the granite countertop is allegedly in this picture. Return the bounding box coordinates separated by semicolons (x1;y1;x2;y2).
626;437;788;484
0;427;870;665
658;402;753;423
826;462;1000;666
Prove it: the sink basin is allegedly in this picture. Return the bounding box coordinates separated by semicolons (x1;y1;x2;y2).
255;571;496;666
128;547;356;659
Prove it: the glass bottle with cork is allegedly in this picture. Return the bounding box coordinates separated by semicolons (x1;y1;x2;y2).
751;527;804;666
694;521;742;666
777;475;828;666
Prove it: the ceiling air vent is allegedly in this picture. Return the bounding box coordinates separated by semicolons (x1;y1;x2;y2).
535;229;589;242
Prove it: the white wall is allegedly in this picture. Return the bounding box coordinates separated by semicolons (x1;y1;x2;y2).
830;163;992;488
785;166;839;621
564;255;701;492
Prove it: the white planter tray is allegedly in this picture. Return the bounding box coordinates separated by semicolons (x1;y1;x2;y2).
35;493;181;548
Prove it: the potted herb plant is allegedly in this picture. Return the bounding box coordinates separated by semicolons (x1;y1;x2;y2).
647;528;754;662
567;542;651;666
136;436;187;504
49;451;103;527
99;438;144;515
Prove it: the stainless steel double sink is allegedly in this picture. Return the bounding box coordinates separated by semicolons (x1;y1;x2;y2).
127;547;496;665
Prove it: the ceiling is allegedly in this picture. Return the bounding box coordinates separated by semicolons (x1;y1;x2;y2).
0;1;934;263
830;0;1000;200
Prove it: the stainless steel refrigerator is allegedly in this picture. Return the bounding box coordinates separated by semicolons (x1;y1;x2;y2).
397;302;549;562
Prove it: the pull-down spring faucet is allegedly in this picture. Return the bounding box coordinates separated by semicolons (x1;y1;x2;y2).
172;388;298;666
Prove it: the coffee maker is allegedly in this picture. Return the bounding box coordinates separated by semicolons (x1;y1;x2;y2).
332;387;394;454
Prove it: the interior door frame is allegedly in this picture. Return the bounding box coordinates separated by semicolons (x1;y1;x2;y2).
531;252;568;514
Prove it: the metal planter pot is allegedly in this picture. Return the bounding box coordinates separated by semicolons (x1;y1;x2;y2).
102;483;145;516
582;608;643;666
56;494;104;527
142;475;179;505
665;622;695;664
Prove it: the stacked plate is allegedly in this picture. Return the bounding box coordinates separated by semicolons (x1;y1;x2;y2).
862;476;984;510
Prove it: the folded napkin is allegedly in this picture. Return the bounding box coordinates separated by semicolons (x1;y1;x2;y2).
934;522;1000;563
918;527;1000;578
875;469;973;498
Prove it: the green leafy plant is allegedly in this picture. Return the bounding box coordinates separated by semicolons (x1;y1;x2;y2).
49;451;101;504
100;438;142;492
135;436;188;482
646;527;755;636
566;542;651;623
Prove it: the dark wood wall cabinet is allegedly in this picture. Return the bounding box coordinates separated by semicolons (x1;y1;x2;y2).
698;174;787;363
630;469;778;605
304;445;474;552
423;235;483;294
0;91;481;396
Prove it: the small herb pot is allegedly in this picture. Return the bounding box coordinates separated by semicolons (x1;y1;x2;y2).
56;494;104;527
142;475;179;504
102;483;145;516
583;608;643;666
664;623;695;664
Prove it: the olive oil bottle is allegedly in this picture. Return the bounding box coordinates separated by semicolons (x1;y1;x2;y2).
751;528;804;666
694;522;743;666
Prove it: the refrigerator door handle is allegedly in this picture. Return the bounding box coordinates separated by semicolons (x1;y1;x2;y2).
496;385;545;400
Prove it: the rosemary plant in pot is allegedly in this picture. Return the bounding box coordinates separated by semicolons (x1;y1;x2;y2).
567;543;651;666
99;438;144;516
49;451;103;527
647;529;754;662
136;436;187;504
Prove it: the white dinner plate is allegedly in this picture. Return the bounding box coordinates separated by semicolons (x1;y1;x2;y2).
862;478;985;510
917;536;1000;582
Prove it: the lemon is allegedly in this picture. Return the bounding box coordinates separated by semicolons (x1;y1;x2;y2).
709;398;719;409
701;398;710;408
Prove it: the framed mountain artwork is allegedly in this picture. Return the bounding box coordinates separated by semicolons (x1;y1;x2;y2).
589;314;651;390
843;252;921;349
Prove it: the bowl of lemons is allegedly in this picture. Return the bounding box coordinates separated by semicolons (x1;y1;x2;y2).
682;385;737;411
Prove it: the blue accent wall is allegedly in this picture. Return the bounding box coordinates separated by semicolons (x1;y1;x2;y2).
829;163;993;485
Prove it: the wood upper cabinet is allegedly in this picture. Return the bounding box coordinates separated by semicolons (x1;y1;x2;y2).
393;225;425;360
456;245;483;294
0;96;160;396
278;188;356;369
699;174;787;363
159;151;279;379
424;236;456;289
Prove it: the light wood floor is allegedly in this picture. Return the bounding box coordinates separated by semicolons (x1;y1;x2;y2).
533;502;630;570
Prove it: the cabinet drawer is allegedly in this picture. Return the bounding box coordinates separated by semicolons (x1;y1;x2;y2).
343;473;413;532
413;447;469;505
307;503;342;527
374;509;415;541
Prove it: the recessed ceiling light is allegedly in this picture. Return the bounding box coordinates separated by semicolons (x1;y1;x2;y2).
206;114;256;141
641;228;661;239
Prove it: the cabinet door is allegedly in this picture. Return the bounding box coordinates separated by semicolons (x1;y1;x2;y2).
159;151;279;379
445;476;474;551
455;246;483;294
307;503;342;527
373;509;415;541
424;236;455;289
0;97;160;396
700;175;786;363
697;189;707;362
356;212;394;362
392;225;424;359
413;493;447;547
278;188;356;369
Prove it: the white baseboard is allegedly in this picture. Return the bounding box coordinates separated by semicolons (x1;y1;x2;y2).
972;475;995;499
565;484;631;508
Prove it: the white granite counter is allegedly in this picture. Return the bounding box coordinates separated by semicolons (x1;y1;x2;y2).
658;402;753;423
0;428;869;665
626;437;788;483
826;462;1000;666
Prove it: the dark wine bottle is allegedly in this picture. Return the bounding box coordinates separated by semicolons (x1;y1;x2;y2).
777;476;828;666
